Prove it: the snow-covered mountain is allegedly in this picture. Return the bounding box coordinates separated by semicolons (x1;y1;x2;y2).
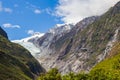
13;32;44;42
48;24;74;35
13;24;74;57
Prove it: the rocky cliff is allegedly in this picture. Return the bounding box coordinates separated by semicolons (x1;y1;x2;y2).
0;27;8;39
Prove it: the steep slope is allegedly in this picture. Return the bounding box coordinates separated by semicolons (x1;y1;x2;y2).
0;32;45;79
37;42;120;80
90;42;120;79
28;24;74;57
52;1;120;73
36;1;120;74
0;27;8;39
37;16;98;73
106;42;120;58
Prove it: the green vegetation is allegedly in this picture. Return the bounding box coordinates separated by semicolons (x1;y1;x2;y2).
38;68;89;80
90;42;120;80
0;35;45;80
38;68;61;80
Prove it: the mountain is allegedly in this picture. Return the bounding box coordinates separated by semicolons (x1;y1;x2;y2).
0;29;45;80
0;27;8;39
13;17;98;74
13;24;74;57
37;2;120;80
51;1;119;73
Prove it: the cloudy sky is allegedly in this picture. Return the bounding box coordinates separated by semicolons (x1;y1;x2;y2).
0;0;119;40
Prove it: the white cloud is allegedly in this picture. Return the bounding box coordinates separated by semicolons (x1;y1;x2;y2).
27;30;35;35
34;9;41;14
55;0;120;23
45;8;54;15
0;1;13;13
25;1;42;14
4;8;12;13
27;30;43;36
2;23;21;28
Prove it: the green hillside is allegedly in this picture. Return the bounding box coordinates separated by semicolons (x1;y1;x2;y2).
0;34;45;79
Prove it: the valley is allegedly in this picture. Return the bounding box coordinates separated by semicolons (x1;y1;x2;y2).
0;1;120;80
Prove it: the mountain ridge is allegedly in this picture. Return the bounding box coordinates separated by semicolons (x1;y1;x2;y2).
0;27;8;39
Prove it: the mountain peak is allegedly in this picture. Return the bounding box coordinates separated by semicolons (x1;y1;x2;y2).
31;32;44;37
48;24;74;35
115;1;120;6
13;32;44;43
108;1;120;15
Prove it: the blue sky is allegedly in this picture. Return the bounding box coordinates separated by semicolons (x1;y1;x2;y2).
0;0;63;40
0;0;119;40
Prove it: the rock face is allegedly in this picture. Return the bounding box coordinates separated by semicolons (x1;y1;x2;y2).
0;27;8;39
28;24;74;57
0;29;45;80
13;1;120;74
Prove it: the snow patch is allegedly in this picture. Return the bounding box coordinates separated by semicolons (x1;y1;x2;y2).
13;41;40;57
12;32;44;57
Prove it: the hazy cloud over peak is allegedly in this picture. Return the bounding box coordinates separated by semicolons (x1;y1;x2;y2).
55;0;120;23
27;30;42;36
27;30;35;35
